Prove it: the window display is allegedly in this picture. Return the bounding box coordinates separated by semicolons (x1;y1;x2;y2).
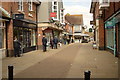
0;21;5;49
13;27;36;49
106;28;115;50
0;29;4;48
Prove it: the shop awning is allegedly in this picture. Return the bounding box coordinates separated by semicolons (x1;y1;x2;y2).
62;32;69;34
47;27;63;31
73;33;89;37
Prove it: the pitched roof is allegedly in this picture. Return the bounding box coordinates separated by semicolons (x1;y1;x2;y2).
65;14;83;25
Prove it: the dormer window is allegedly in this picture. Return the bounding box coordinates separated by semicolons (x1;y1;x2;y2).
28;0;33;11
18;0;23;11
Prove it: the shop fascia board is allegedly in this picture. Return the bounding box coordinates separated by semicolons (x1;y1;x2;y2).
37;23;60;30
38;23;52;27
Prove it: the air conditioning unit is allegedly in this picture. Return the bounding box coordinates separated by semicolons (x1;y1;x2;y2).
99;0;110;10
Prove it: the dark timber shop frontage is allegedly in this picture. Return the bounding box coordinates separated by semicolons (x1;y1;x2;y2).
13;19;37;53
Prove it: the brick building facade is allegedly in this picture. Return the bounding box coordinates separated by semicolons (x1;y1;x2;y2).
0;0;40;58
90;1;120;57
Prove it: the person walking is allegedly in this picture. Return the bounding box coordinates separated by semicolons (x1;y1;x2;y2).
13;37;21;57
42;35;47;52
53;36;58;49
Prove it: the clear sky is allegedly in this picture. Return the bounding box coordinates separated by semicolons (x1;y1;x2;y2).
63;0;93;29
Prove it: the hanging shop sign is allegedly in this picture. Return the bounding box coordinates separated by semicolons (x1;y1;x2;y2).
50;12;56;17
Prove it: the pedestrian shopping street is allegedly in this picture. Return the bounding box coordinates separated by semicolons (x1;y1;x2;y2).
0;0;120;80
2;43;118;78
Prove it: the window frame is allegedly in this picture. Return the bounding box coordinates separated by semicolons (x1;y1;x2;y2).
28;0;33;11
0;21;6;49
18;0;23;11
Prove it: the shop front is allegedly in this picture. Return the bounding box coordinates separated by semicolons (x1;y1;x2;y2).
13;19;37;53
105;13;120;57
43;27;62;43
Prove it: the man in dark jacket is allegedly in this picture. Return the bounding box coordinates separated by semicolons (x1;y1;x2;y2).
53;36;58;49
50;37;54;49
42;35;47;52
14;37;21;57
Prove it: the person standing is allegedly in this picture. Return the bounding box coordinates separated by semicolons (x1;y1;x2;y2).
53;36;58;49
50;37;54;49
42;35;47;52
13;37;21;57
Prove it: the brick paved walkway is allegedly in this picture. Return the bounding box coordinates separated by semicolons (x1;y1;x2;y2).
1;43;119;79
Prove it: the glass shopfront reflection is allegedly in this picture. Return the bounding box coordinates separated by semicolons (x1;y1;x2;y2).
14;27;36;52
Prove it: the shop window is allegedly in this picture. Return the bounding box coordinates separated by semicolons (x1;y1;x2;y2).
54;1;57;5
106;28;114;50
0;21;5;49
0;29;5;49
31;30;36;46
54;6;57;9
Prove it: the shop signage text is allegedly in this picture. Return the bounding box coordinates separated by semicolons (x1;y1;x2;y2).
13;14;24;19
50;12;57;17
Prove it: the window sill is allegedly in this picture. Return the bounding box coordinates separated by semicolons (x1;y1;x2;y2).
29;10;35;13
18;10;25;14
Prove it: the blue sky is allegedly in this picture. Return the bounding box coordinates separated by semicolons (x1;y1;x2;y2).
63;0;93;29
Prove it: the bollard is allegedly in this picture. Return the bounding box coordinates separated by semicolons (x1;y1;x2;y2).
8;65;14;80
84;70;91;80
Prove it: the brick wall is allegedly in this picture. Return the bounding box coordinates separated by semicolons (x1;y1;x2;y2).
7;20;14;56
105;2;120;21
93;2;105;50
65;24;71;32
1;1;38;56
1;2;11;14
2;2;37;22
37;27;43;49
99;19;105;50
94;3;99;20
